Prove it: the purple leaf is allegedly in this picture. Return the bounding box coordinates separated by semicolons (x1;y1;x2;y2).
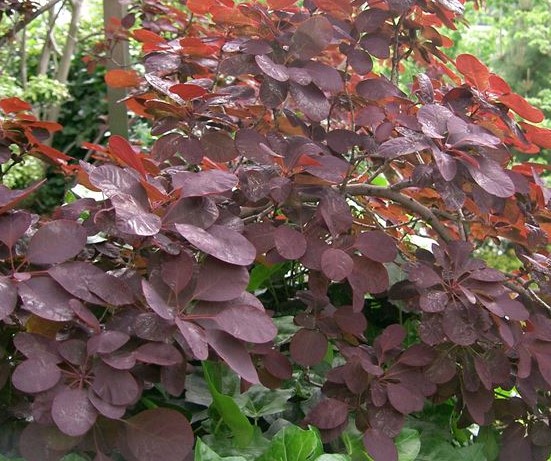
398;344;436;366
288;67;312;85
14;332;61;363
235;129;277;164
205;329;259;384
360;33;390;59
212;305;277;343
18;276;74;321
19;423;78;461
161;362;187;397
363;428;398;461
135;342;183;366
161;252;194;296
305;398;348;429
0;211;32;248
355;230;397;263
274;225;307;260
348;49;373;75
194;257;249;301
318;191;353;236
321;248;354;281
52;388;97;436
255;54;289;82
0;276;17;320
88;388;126;419
419;290;449;313
290;15;333;60
377;135;431;159
290;329;327;366
142;279;176;320
126;408;194;461
88;331;130;355
417;104;453;139
304;61;343;93
163;196;219;229
12;358;61;393
348;256;389;295
176;223;256;266
334;306;367;337
176;318;208;360
289;82;330;122
110;193;162;236
259;76;289;108
464;157;515;198
355;9;391;34
432;147;457;181
88;164;146;202
171;170;238;197
27;220;87;265
357;77;403;101
442;304;478;346
376;324;406;355
387;383;424;415
407;263;441;288
368;406;405;438
92;362;140;406
201;131;238;163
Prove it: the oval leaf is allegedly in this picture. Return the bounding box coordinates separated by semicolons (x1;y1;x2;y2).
52;388;97;436
274;225;307;260
321;248;354;281
27;220;87;265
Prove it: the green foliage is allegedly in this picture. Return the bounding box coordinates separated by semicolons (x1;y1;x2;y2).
1;155;45;189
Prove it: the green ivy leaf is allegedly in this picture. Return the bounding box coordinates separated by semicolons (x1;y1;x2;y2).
315;455;351;461
235;385;294;419
396;428;421;461
257;425;324;461
194;438;248;461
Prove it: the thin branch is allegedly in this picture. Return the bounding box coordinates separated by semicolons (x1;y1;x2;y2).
344;183;454;243
0;0;64;48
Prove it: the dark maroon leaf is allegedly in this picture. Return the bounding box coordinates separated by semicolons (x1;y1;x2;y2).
201;131;238;163
92;362;140;406
0;181;45;214
432;147;457;181
255;54;289;82
348;256;389;295
12;358;61;393
264;350;293;379
19;423;78;461
290;329;327;366
348;49;373;75
368;406;405;438
14;332;61;363
334;306;367;337
205;329;259;384
377;135;431;159
241;38;272;55
419;290;449;313
363;428;398;461
172;170;238;197
164;196;219;229
289;82;330;122
243;221;276;255
88;333;130;360
142;279;176;320
463;387;493;424
321;248;354;281
303;154;349;184
398;344;436;366
194;257;249;301
288;67;312;85
27;220;87;265
360;33;390;59
102;351;137;370
318;191;353;236
355;230;397;263
304;61;343;93
161;362;187;397
135;343;182;366
290;15;333;60
442;304;478;346
387;383;424;415
306;398;348;429
355;9;390;34
88;164;146;201
274;225;307;259
126;408;194;461
212;305;277;343
161;252;194;295
259;76;289;108
0;276;17;320
0;211;32;248
58;339;87;366
176;223;256;266
465;157;515;198
357;77;403;101
52;388;97;436
407;263;441;288
376;324;406;355
175;318;208;360
416;73;434;103
18;276;74;321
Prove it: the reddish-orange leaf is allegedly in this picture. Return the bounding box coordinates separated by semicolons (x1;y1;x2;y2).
267;0;297;8
456;54;490;90
0;97;32;113
140;178;168;204
21;120;63;133
210;5;258;26
520;123;551;149
499;93;544;123
108;135;148;178
186;0;216;14
105;69;141;88
488;74;511;94
81;142;107;152
311;0;352;15
179;37;219;56
169;83;207;100
132;28;166;44
32;143;72;163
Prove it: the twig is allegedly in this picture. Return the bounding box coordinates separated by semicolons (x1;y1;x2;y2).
0;0;64;48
